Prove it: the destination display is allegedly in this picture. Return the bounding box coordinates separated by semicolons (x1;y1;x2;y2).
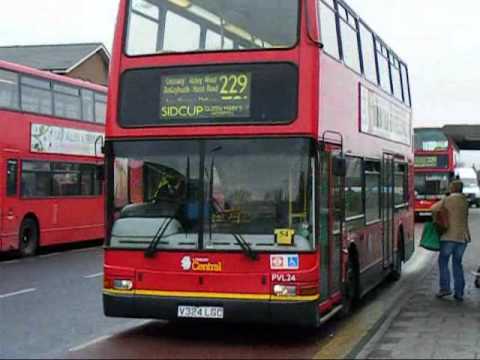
159;72;252;121
415;155;449;168
119;63;298;127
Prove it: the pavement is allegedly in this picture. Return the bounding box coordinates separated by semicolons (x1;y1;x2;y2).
357;209;480;359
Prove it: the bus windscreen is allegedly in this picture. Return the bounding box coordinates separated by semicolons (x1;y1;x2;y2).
125;0;299;56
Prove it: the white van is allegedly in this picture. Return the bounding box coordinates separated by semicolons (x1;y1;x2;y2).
454;167;480;207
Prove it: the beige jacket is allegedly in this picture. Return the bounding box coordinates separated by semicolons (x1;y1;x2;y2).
432;193;471;243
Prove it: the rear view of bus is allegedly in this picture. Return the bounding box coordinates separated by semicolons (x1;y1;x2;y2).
104;0;414;327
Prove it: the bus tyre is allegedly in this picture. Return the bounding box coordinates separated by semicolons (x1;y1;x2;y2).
19;218;39;257
339;256;358;318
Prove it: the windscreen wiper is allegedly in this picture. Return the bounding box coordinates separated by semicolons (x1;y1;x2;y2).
232;233;258;261
145;217;175;258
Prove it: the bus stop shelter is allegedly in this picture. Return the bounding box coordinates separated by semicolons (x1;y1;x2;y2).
443;125;480;150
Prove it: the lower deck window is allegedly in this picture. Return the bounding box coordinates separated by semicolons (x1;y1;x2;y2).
21;160;102;198
394;163;408;206
345;157;364;219
365;161;381;222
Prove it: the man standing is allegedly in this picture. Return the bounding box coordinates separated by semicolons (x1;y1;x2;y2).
432;180;471;301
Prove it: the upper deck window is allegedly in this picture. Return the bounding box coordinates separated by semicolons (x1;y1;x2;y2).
318;1;339;59
390;55;402;101
359;23;376;83
205;30;234;50
163;11;201;51
94;93;107;124
125;0;299;56
0;67;107;123
53;83;82;120
400;63;411;106
376;41;391;94
338;4;360;73
21;76;53;115
81;89;95;122
0;69;19;110
414;129;448;151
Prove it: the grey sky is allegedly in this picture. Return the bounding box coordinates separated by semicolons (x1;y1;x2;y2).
0;0;477;130
0;1;119;52
349;0;480;128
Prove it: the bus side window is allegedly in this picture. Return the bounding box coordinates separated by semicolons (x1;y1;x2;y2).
7;160;18;196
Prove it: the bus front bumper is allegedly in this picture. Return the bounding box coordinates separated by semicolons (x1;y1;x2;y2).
103;292;319;327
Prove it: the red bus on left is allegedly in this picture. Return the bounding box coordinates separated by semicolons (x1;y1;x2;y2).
0;60;106;256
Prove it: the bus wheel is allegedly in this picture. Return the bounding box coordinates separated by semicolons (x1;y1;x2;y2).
340;255;358;318
19;218;39;257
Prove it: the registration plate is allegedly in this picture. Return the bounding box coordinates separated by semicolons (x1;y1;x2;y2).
419;212;432;216
177;305;224;319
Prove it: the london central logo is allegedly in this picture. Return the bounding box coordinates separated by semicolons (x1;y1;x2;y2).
181;256;192;271
181;256;223;272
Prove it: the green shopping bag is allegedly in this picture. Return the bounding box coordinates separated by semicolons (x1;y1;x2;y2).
420;222;441;251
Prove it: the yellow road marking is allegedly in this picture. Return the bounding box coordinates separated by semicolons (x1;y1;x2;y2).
314;301;386;359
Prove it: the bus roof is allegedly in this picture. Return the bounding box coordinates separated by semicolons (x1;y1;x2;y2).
0;59;107;93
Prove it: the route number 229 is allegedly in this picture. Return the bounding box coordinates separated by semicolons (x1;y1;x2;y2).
220;74;249;95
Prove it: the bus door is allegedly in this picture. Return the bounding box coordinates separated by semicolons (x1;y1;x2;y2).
2;158;20;247
318;145;345;301
382;154;395;268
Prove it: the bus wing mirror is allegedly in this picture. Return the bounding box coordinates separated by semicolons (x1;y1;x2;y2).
96;165;105;182
333;156;346;177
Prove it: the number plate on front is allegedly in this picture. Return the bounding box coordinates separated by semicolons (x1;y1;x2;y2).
177;306;224;319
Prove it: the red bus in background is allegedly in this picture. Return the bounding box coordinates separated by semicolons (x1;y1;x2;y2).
0;60;106;256
103;0;414;327
414;128;458;218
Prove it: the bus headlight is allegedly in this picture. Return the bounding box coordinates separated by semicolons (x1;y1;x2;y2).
273;284;296;297
113;279;133;290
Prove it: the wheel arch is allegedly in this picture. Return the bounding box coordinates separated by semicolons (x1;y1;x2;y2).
397;224;405;261
346;242;360;299
21;213;41;245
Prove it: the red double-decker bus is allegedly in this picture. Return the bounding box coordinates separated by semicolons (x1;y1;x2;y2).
414;128;458;218
103;0;414;326
0;60;106;256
